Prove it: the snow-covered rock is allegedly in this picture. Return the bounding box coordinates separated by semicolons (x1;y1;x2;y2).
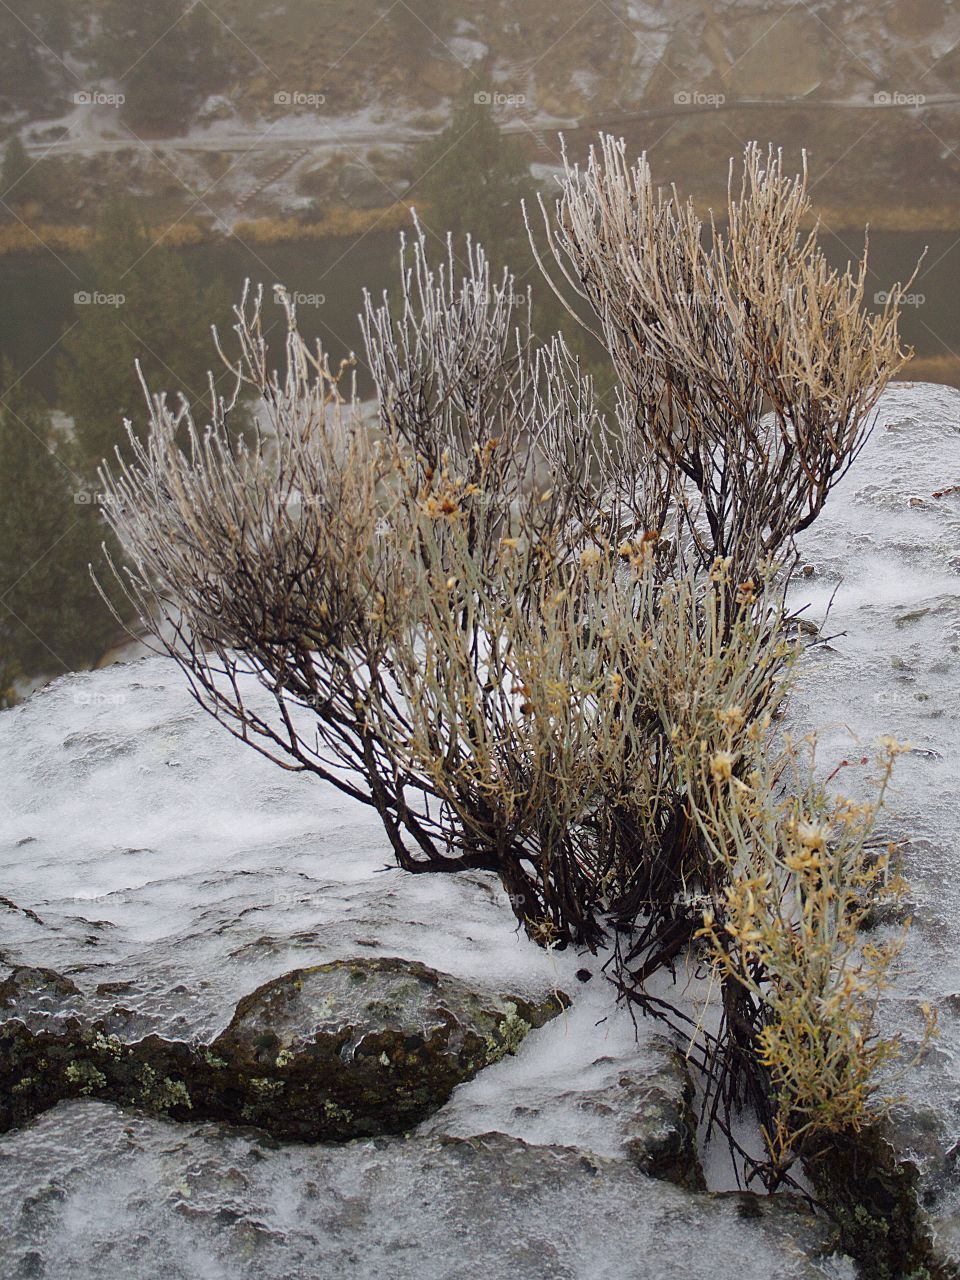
6;380;960;1275
0;1101;846;1280
0;958;568;1141
788;380;960;1271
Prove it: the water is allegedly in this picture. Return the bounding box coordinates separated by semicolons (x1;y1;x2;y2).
0;234;401;405
0;227;958;409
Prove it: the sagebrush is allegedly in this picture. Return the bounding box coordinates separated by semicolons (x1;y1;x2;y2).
99;140;924;1188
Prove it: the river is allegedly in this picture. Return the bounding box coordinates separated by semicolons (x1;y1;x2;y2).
1;226;958;409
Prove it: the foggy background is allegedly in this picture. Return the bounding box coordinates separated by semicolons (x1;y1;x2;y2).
1;0;958;692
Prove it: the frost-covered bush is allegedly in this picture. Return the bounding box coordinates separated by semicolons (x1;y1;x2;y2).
99;141;919;1187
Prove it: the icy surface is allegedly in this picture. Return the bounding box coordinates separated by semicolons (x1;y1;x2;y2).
790;383;960;1039
0;1100;846;1280
788;382;960;1248
0;661;578;1039
0;621;673;1167
419;965;678;1158
3;381;960;1271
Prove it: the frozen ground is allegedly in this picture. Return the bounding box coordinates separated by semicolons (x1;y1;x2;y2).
786;380;960;1261
2;381;960;1274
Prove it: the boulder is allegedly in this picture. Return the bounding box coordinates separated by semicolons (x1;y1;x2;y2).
210;957;568;1138
0;958;568;1141
421;1031;704;1190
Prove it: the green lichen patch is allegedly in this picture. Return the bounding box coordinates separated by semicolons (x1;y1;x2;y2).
0;959;568;1144
802;1122;944;1279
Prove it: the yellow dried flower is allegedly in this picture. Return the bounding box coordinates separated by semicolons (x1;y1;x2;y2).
718;704;746;729
785;849;820;874
710;751;736;784
796;820;829;852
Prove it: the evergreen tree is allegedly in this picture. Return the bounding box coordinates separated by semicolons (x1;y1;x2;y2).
34;0;74;61
1;134;69;216
414;101;615;399
0;370;126;678
92;0;235;134
413;97;538;274
58;201;237;474
384;0;450;67
1;136;33;209
0;0;79;114
0;12;45;113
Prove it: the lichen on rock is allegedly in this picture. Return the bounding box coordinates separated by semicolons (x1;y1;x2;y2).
0;958;568;1142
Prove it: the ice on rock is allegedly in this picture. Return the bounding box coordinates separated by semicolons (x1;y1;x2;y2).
0;1100;846;1280
0;620;702;1180
788;382;960;1257
418;965;702;1183
0;662;572;1039
6;381;960;1274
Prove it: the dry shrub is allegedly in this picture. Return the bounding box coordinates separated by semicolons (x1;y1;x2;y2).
99;141;920;1187
531;138;910;579
694;734;935;1180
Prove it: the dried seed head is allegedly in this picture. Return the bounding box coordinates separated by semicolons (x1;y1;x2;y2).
718;704;746;729
796;820;828;852
710;751;736;784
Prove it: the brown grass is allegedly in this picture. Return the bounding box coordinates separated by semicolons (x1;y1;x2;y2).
0;204;418;257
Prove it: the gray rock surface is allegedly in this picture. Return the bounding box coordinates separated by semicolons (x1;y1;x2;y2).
0;958;568;1141
421;1031;704;1188
0;1100;849;1280
790;382;960;1275
10;383;960;1276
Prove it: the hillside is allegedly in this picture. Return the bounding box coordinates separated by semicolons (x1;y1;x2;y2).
5;0;960;226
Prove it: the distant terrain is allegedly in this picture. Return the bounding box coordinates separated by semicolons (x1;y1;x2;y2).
4;0;960;228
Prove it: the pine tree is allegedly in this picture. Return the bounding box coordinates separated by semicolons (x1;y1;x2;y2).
413;100;614;398
0;0;77;114
385;0;450;67
414;97;538;273
92;0;235;134
0;13;45;113
58;200;237;475
34;0;74;61
1;136;36;210
0;370;126;678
